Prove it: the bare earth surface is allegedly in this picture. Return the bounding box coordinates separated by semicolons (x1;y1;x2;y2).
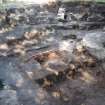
0;2;105;105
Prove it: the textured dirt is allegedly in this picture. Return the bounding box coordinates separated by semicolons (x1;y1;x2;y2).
0;2;105;105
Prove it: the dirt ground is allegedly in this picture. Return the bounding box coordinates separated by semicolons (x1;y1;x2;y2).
0;1;105;105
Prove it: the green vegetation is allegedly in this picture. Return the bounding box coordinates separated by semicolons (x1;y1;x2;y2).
63;0;105;2
96;0;105;2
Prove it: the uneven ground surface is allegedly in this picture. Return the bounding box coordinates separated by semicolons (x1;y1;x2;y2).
0;2;105;105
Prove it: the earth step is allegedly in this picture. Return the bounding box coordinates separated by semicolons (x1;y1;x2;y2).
50;21;105;30
25;45;59;62
26;43;57;53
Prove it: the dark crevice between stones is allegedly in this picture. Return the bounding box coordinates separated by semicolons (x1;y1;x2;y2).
35;71;67;89
102;42;105;48
62;34;77;40
0;79;5;90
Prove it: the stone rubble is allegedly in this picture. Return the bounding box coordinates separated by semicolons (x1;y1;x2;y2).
0;1;105;105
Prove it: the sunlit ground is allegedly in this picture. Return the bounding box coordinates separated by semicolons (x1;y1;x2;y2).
17;0;56;4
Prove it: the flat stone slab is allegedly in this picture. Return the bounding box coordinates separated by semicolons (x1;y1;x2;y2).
21;59;51;80
0;90;19;105
22;56;68;80
43;59;68;75
0;25;30;43
82;32;105;60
